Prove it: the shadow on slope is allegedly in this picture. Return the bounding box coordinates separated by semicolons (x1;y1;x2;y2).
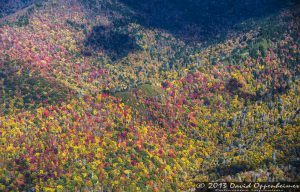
0;60;74;114
84;26;141;61
0;0;39;18
81;0;293;61
119;0;291;43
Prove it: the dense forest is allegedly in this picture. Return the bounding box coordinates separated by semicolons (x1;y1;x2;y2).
0;0;299;191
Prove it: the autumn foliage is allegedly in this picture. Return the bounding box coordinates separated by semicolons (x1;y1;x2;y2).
0;0;299;191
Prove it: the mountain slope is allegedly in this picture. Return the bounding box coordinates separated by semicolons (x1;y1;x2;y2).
0;0;299;191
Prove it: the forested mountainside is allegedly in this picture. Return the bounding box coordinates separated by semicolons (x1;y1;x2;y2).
0;0;38;18
0;0;299;191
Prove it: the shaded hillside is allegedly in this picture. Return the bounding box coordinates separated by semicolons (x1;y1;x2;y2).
0;59;74;114
0;0;38;18
118;0;291;42
79;0;295;62
85;25;142;61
